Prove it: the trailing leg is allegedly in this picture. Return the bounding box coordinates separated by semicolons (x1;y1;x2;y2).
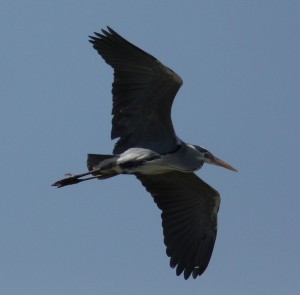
52;153;118;188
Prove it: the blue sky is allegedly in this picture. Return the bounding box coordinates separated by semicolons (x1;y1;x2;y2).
1;1;299;294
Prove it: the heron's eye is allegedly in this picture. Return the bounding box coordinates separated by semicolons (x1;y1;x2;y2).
204;152;210;159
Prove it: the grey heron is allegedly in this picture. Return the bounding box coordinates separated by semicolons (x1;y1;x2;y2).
52;27;237;279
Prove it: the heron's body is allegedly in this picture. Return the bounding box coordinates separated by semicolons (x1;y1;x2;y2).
53;27;237;279
89;143;205;176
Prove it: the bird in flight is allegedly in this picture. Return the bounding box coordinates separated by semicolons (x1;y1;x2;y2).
52;27;237;279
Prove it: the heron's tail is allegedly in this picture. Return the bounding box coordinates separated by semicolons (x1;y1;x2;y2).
87;154;118;179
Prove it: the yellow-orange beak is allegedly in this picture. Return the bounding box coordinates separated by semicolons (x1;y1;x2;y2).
212;156;238;172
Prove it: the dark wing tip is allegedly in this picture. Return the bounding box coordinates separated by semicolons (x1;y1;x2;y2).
89;26;126;45
88;26;112;43
106;26;116;35
168;233;216;280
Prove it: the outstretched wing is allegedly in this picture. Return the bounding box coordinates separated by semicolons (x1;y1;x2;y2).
89;27;183;155
136;171;220;279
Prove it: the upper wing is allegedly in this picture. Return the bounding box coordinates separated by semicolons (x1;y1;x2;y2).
136;171;220;279
89;27;183;154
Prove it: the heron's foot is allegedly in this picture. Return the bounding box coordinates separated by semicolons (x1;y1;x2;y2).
52;174;82;188
52;168;102;188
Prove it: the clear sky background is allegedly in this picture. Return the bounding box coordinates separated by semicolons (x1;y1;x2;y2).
1;1;299;294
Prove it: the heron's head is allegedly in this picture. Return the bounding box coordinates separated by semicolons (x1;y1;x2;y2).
193;145;237;172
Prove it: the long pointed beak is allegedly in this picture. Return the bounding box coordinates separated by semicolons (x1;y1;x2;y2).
212;156;238;172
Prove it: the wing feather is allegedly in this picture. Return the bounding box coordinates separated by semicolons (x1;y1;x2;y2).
89;27;183;154
136;171;220;279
